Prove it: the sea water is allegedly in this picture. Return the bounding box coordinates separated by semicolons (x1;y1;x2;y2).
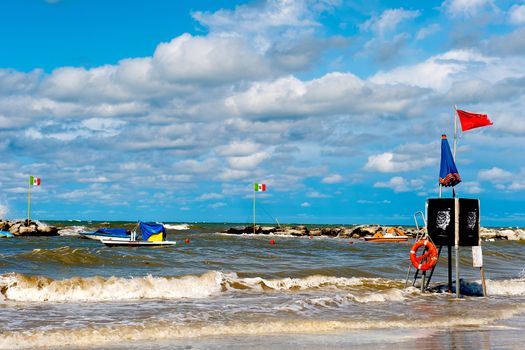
1;222;524;349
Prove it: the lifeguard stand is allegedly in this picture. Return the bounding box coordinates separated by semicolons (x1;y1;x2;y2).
407;198;486;297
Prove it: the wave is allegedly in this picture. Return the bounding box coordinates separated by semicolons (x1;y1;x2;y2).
0;271;224;302
2;306;525;349
11;247;168;267
0;272;403;303
58;225;87;236
164;223;190;230
2;271;524;304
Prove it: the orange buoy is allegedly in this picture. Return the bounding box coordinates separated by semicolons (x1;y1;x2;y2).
269;239;276;245
184;238;190;244
409;240;438;271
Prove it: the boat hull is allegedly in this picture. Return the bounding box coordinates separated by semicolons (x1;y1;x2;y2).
364;237;408;242
100;239;177;247
80;232;131;241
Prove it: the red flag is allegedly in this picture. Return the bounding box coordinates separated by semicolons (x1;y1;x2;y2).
456;109;493;132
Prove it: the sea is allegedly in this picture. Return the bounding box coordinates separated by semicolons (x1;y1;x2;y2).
1;220;525;349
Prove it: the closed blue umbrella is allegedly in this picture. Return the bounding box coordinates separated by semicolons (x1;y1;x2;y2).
439;134;461;187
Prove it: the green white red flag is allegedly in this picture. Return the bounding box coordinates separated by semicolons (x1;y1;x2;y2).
254;183;266;192
29;176;41;186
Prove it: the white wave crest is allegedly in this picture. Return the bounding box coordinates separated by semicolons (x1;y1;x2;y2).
0;271;225;302
164;224;190;230
487;279;525;296
58;225;87;236
0;272;402;303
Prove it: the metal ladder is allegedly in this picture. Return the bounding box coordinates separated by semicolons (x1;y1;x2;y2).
404;211;441;291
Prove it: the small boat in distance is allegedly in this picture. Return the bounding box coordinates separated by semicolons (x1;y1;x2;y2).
364;227;409;242
100;222;176;247
80;228;131;241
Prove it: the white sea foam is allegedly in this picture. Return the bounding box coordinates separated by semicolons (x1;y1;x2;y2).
2;307;525;350
0;272;402;303
0;271;225;302
58;225;87;236
164;223;190;230
3;271;522;304
486;278;525;296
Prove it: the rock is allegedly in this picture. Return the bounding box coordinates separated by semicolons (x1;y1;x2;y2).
308;229;322;237
0;221;9;231
260;226;277;235
3;220;59;236
337;228;354;238
18;226;38;235
37;225;59;236
350;225;381;237
224;227;246;234
9;223;22;234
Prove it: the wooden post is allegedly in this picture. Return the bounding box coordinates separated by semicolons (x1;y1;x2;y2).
480;267;487;297
448;245;453;292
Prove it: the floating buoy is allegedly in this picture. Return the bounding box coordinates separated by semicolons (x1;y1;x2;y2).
409;240;438;271
309;235;313;240
348;240;353;245
184;238;190;244
269;239;276;245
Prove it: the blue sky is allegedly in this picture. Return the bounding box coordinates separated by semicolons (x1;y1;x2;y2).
1;0;525;226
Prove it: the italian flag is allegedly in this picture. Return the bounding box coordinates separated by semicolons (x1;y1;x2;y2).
30;176;41;186
254;183;266;192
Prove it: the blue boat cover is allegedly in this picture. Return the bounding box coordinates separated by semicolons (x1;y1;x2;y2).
94;228;129;236
139;222;166;241
439;134;461;187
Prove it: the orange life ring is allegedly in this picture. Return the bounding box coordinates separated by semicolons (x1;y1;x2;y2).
409;240;438;271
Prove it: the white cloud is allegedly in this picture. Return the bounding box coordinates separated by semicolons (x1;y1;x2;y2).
370;50;494;91
0;203;8;217
210;202;227;208
478;167;513;182
216;169;251;181
462;181;483;194
306;191;330;198
374;176;425;192
226;72;425;118
321;174;343;184
301;202;311;207
152;34;272;84
227;151;270;170
416;24;441;40
509;5;525;24
216;141;261;156
360;8;420;36
364;152;435;173
197;193;224;201
442;0;497;17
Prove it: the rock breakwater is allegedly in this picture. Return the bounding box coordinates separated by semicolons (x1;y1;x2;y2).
0;219;58;236
223;225;525;240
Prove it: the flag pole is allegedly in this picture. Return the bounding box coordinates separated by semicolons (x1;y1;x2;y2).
253;184;256;235
453;105;460;298
27;177;31;224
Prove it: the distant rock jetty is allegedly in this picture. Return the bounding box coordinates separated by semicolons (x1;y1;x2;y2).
223;225;525;241
0;220;58;236
223;225;413;238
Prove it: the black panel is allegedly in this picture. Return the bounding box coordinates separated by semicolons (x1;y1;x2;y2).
458;198;480;246
427;198;455;246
